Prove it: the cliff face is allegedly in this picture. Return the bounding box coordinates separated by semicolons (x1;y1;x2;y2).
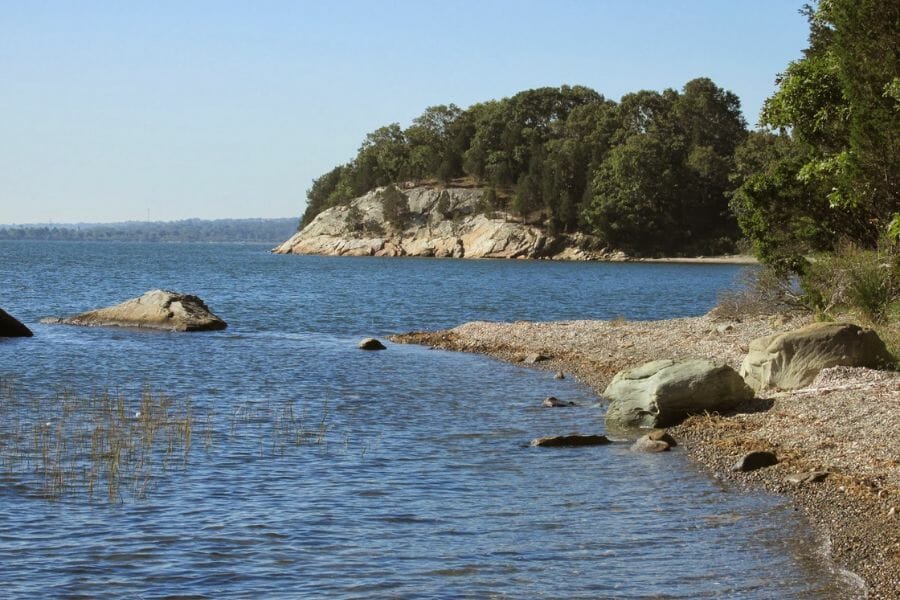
273;186;611;260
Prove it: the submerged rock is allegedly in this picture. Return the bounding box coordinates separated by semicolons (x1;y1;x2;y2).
542;396;575;408
603;359;753;429
0;308;33;337
358;338;387;350
530;434;610;447
48;290;227;332
740;322;893;392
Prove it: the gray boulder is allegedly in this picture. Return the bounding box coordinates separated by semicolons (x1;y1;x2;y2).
48;290;227;332
740;322;893;392
0;308;32;337
604;359;753;429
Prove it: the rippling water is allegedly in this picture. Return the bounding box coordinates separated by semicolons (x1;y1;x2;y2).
0;241;855;598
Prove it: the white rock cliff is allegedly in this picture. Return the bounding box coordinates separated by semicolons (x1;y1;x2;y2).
273;186;608;260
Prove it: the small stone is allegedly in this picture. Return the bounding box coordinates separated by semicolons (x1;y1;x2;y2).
554;371;565;379
631;436;671;453
784;471;829;485
732;450;779;472
358;338;386;350
888;507;896;518
716;324;735;334
542;396;575;408
524;353;550;364
645;429;677;447
530;434;610;447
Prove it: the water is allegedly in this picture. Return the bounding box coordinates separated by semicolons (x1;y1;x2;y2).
0;241;854;598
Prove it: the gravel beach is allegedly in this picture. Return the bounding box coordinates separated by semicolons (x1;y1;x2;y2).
392;313;899;598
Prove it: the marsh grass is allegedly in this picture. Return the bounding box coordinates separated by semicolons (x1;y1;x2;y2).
0;381;199;502
0;380;347;503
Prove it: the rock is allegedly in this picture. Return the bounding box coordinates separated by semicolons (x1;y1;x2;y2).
554;371;565;379
645;429;678;447
271;185;608;260
0;308;33;337
732;451;778;472
603;359;754;429
785;471;829;485
50;290;226;332
530;434;610;447
542;396;575;408
358;338;386;350
524;353;550;364
740;322;894;392
716;323;735;334
631;436;672;453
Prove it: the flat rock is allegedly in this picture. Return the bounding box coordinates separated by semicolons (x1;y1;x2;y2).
785;471;829;485
50;290;226;332
631;436;671;453
530;434;610;447
0;308;33;337
740;322;893;391
524;353;550;364
604;358;753;428
732;450;779;472
358;338;387;350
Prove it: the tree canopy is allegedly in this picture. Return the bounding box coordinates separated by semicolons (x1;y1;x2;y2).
731;0;899;270
300;80;748;256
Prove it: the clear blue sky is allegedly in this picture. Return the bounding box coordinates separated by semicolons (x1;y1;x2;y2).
0;1;810;224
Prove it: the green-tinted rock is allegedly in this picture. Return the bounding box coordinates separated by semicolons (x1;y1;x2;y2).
739;322;893;392
604;359;753;429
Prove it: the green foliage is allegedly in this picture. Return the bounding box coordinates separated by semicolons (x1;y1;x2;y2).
585;79;746;254
300;81;747;255
801;243;899;323
379;184;410;230
739;0;899;266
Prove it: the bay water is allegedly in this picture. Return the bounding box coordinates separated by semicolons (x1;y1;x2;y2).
0;241;855;598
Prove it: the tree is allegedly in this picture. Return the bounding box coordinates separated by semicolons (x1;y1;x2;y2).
380;184;410;231
748;0;899;260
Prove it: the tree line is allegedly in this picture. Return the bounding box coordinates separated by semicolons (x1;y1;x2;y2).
0;218;298;244
301;78;747;255
301;0;896;263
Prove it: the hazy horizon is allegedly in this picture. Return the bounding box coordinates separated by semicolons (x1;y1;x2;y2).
1;1;809;224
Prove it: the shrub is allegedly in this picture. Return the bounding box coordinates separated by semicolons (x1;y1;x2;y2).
801;243;899;324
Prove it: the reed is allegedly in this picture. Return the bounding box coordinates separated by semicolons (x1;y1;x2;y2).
0;379;343;503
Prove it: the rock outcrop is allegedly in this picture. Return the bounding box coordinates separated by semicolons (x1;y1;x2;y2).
740;322;893;392
274;186;610;260
46;290;227;332
0;308;33;337
604;359;754;429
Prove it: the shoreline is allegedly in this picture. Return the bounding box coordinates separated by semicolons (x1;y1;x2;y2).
391;313;899;598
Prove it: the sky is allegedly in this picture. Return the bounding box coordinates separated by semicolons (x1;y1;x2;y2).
0;1;811;225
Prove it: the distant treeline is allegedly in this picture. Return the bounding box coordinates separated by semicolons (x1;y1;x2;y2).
0;218;298;244
301;77;749;255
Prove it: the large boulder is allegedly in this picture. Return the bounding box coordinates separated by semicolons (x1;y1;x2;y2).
48;290;227;332
604;359;753;429
739;322;893;392
0;308;33;337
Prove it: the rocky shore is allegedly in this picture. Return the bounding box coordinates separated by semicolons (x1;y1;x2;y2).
392;313;899;598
